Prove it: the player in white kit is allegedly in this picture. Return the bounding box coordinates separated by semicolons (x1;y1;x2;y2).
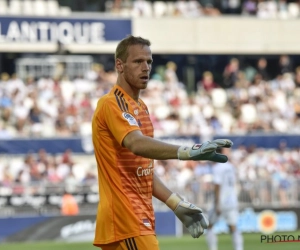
205;148;243;250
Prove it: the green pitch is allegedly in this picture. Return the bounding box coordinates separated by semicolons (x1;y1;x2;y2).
1;233;300;250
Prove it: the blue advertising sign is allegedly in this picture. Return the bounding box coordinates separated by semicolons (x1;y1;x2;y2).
0;16;131;44
212;208;298;234
0;212;177;242
0;135;299;155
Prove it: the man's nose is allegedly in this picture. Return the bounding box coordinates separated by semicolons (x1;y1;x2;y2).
142;62;150;71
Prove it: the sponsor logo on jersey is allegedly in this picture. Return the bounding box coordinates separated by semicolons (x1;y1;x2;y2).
122;112;139;126
137;162;153;177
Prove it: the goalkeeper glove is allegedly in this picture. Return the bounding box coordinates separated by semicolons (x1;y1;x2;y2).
177;139;233;162
165;193;209;238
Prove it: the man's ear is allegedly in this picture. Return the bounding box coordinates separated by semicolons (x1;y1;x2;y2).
115;58;124;73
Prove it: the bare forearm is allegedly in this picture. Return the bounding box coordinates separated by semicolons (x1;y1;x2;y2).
152;173;172;203
123;130;233;162
124;132;180;160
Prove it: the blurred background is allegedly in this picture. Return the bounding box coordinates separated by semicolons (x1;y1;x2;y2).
0;0;300;244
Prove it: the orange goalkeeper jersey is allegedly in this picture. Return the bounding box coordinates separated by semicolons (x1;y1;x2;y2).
92;85;155;245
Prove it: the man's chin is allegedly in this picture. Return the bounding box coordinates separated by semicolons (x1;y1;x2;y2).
140;82;148;89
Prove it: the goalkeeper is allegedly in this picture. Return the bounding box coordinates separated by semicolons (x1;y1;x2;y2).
92;35;233;250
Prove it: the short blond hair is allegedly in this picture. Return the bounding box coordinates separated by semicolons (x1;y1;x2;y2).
115;35;151;62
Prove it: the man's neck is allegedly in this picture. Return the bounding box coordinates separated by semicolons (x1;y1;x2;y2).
116;80;140;103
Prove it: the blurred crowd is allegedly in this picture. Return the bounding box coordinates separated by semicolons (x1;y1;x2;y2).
155;144;300;207
143;56;300;139
1;53;300;207
0;55;300;138
2;0;299;18
0;149;98;195
100;0;300;19
0;1;299;211
0;143;299;207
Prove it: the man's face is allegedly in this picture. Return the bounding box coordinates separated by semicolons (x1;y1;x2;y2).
119;44;153;90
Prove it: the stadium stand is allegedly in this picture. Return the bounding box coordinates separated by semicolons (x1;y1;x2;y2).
0;53;300;216
0;0;72;16
0;0;299;218
0;0;298;18
1;55;300;138
0;145;300;216
100;0;300;19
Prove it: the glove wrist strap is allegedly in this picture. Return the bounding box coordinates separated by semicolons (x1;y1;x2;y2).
165;193;182;211
177;146;190;160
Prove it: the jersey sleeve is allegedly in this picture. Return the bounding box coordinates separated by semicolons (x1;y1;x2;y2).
102;98;141;145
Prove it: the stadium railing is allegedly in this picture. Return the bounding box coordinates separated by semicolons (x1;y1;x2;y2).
1;177;300;217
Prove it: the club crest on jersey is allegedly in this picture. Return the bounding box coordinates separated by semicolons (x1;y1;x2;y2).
134;109;139;115
122;112;139;126
142;219;151;227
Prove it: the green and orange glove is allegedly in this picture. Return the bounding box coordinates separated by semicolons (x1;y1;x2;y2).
165;193;209;238
177;139;233;163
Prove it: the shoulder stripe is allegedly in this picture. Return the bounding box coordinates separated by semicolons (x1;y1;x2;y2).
119;93;128;112
114;89;128;112
119;93;127;111
114;94;124;111
121;97;129;111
